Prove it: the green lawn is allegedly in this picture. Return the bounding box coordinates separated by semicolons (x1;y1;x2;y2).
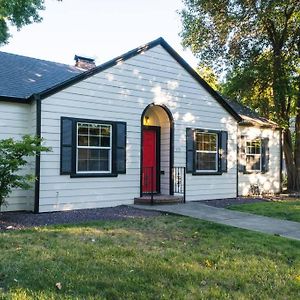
0;216;299;299
229;199;300;222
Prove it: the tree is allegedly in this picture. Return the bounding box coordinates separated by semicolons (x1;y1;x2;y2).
197;64;220;91
221;52;274;119
0;135;50;207
180;0;300;190
0;0;62;45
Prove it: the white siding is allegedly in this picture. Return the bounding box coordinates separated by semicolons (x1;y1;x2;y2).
0;101;36;211
39;45;238;212
238;126;281;195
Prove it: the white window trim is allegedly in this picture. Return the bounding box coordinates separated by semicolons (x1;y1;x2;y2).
245;139;262;172
195;132;218;172
76;122;112;174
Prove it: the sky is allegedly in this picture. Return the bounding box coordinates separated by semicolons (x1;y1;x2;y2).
1;0;198;67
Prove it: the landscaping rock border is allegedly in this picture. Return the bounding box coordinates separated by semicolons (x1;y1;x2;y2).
0;205;162;231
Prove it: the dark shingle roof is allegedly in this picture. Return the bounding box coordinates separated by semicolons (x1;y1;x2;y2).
223;96;278;128
0;51;83;100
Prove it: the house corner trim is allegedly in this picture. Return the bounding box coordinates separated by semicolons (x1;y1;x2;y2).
34;95;41;213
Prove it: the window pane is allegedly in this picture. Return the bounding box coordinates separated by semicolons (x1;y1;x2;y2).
196;152;217;171
246;155;261;171
78;159;88;171
101;126;110;136
99;149;109;171
89;149;100;159
89;127;100;136
78;135;88;146
78;149;88;160
100;126;111;147
78;126;88;135
89;136;100;147
101;136;110;147
88;159;100;171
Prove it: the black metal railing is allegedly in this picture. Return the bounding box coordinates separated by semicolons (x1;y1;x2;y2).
172;167;186;203
142;166;155;205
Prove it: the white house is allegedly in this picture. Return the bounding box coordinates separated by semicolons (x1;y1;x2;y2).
0;38;282;212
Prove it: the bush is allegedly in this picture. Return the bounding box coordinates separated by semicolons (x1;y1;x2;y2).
0;135;50;207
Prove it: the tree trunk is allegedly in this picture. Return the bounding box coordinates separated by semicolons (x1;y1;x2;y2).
293;41;300;190
272;51;287;125
271;50;297;190
294;108;300;191
283;128;297;190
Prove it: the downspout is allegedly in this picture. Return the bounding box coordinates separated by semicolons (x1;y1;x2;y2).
34;94;42;213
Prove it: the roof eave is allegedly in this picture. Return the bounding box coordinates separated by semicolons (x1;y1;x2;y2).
0;95;30;104
239;120;281;130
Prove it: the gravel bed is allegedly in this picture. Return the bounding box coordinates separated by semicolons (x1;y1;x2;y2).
201;197;269;208
0;205;162;231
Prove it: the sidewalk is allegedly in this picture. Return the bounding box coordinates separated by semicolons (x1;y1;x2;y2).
134;202;300;241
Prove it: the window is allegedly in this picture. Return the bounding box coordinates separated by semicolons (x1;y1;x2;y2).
195;132;218;171
60;117;126;177
77;122;112;173
186;128;228;175
239;136;269;174
246;139;261;171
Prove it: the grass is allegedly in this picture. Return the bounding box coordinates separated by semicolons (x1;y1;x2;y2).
229;199;300;222
0;216;299;299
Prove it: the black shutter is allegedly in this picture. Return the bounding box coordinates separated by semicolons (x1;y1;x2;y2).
60;117;73;174
116;122;126;174
220;131;228;172
186;128;195;173
238;135;246;173
261;138;269;173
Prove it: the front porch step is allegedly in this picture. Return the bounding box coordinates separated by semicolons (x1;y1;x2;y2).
134;194;184;205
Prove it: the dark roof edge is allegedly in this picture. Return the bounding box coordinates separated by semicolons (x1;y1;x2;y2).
239;121;280;130
38;37;164;101
158;39;242;122
0;95;30;104
37;37;242;121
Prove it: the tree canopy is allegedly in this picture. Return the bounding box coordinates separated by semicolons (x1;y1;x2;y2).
180;0;300;190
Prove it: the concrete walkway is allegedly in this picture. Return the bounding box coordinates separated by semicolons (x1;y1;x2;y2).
134;202;300;241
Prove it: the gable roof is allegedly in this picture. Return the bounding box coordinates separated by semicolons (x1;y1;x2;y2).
0;51;83;102
223;97;279;128
0;38;253;122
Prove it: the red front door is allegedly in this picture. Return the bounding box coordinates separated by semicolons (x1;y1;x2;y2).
142;127;159;193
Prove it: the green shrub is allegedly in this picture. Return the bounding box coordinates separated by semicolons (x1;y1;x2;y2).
0;135;50;207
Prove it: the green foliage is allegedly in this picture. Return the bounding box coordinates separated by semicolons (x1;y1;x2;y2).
229;199;300;222
0;217;299;298
180;0;300;190
0;135;50;207
221;52;274;119
180;0;300;125
0;0;62;45
197;64;220;90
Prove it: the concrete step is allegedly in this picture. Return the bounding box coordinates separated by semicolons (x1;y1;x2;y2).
134;194;184;205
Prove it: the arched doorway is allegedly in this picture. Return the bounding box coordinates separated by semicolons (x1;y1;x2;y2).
140;104;174;197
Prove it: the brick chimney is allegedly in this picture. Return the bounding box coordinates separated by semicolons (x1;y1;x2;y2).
74;55;96;70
